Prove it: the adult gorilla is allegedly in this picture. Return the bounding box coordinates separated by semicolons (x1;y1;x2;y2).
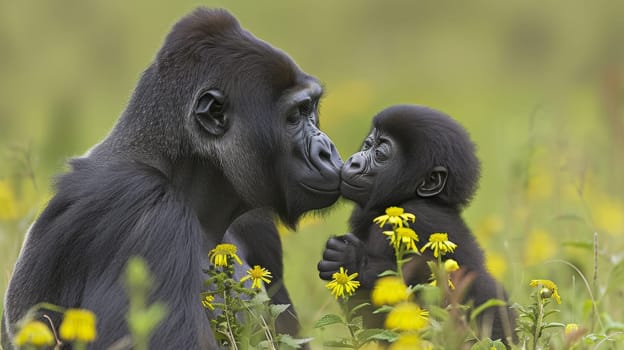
318;105;515;344
3;8;342;349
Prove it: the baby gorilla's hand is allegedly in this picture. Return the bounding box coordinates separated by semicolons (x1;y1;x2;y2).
318;233;366;280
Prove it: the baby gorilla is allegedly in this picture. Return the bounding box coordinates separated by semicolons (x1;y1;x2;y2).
318;105;515;343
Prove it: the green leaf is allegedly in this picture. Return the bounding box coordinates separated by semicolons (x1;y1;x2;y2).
542;322;565;329
561;241;593;250
356;328;399;343
377;269;399;277
322;339;354;348
407;284;428;293
584;333;607;342
543;309;561;318
314;314;344;328
348;316;363;330
372;305;394;314
269;304;291;318
127;302;168;338
470;338;506;350
349;302;371;317
277;334;313;349
427;305;449;321
397;256;414;264
469;299;507;321
251;292;271;304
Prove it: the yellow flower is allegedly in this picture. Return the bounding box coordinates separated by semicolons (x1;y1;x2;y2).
385;302;429;331
430;258;461;289
383;227;419;252
529;279;561;304
59;309;97;343
371;276;409;306
389;333;433;350
201;293;215;310
208;243;243;267
373;206;415;228
240;265;273;289
13;320;55;347
444;259;460;272
565;323;579;336
420;233;457;257
326;267;360;299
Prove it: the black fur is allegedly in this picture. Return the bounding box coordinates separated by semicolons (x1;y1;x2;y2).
3;8;341;349
318;105;515;343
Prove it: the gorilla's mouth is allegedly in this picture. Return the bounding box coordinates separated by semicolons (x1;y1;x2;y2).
340;179;365;191
300;182;340;195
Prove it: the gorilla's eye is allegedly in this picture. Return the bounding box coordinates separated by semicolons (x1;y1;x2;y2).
374;143;390;161
374;149;386;160
286;114;299;124
362;139;374;151
298;99;314;116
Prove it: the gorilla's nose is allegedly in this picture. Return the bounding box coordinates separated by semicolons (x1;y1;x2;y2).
342;153;365;176
310;134;343;177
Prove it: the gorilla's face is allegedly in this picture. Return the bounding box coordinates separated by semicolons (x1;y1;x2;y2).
284;79;343;213
189;58;342;226
340;128;398;207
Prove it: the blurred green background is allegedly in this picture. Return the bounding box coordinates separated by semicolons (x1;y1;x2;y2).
1;1;623;347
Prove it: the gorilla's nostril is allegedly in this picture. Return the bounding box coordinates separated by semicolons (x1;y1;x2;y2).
319;149;331;162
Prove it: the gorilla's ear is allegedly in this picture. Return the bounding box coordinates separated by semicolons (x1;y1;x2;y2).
417;166;448;197
194;89;228;136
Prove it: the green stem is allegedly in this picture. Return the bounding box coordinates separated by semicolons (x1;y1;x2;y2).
223;290;239;350
395;245;404;281
73;341;87;350
346;323;359;349
341;299;360;349
533;296;544;350
392;223;405;281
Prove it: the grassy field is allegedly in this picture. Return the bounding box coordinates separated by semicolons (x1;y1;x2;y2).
1;1;623;348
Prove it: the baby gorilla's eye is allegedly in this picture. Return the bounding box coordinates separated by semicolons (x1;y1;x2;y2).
362;139;374;151
374;149;387;161
374;142;391;161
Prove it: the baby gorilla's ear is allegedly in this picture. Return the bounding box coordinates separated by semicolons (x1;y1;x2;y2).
416;166;448;197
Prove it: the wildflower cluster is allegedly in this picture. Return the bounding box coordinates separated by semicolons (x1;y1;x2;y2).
375;206;421;281
517;278;568;349
373;207;444;348
13;307;97;350
59;309;97;346
203;243;308;349
13;321;55;349
317;206;468;349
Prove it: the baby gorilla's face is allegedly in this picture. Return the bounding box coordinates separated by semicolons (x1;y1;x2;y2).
340;128;398;207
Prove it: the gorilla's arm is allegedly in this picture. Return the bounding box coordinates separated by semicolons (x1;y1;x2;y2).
3;159;216;349
318;230;396;290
